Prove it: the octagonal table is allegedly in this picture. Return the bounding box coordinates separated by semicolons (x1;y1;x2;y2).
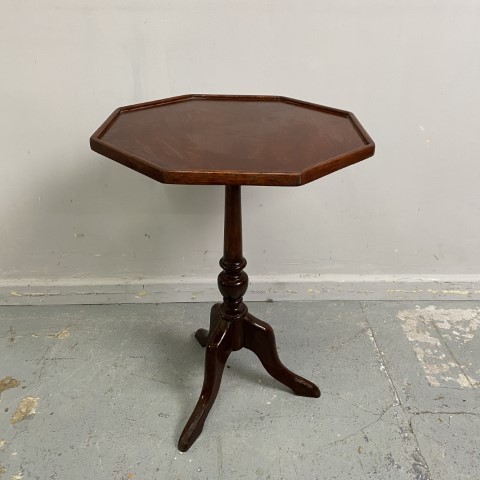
90;94;375;451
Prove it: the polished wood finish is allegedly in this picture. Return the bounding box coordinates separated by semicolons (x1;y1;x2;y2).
90;94;375;452
178;186;319;452
90;94;374;186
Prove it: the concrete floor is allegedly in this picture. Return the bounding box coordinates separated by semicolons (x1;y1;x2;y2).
0;301;479;480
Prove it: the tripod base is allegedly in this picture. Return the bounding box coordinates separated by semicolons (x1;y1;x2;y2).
178;303;320;452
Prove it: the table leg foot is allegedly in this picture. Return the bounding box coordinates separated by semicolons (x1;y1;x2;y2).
195;303;222;347
243;313;320;398
178;317;233;452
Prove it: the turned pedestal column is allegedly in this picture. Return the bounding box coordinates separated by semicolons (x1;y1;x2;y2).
178;185;320;452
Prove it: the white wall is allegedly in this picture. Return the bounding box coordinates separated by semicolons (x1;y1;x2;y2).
2;1;480;301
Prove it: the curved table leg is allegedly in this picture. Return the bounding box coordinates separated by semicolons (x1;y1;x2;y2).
195;303;222;347
243;313;320;398
178;318;233;452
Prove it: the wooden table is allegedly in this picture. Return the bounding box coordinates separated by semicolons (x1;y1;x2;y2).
90;94;375;451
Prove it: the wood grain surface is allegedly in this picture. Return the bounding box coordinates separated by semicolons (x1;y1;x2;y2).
90;94;374;186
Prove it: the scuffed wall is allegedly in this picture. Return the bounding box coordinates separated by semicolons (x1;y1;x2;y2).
1;1;479;288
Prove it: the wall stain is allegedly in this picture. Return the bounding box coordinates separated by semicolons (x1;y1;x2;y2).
0;465;7;478
10;396;40;424
0;377;20;397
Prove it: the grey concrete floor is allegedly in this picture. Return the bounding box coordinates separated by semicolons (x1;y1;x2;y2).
0;301;479;480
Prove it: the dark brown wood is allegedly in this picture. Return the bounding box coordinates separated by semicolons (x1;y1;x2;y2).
90;94;375;452
243;313;320;397
194;303;221;348
178;308;231;453
178;186;320;452
217;185;248;336
90;94;375;186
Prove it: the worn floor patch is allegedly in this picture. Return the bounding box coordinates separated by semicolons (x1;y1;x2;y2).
2;301;479;479
398;306;480;388
10;397;40;425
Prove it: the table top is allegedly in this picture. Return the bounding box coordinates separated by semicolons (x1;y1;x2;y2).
90;94;374;186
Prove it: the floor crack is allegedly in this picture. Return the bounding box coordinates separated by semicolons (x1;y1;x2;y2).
359;302;401;407
320;388;390;416
408;414;434;480
317;403;398;450
329;326;370;352
412;410;480;417
359;303;436;479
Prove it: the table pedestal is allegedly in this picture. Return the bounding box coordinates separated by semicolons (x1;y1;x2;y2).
178;185;320;452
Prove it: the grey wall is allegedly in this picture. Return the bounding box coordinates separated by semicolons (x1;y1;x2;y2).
1;1;480;298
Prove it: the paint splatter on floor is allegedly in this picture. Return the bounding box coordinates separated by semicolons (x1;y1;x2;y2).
10;396;40;425
47;328;70;339
398;306;480;388
0;377;20;398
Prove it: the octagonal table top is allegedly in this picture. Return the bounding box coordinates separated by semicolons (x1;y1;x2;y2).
90;94;375;186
